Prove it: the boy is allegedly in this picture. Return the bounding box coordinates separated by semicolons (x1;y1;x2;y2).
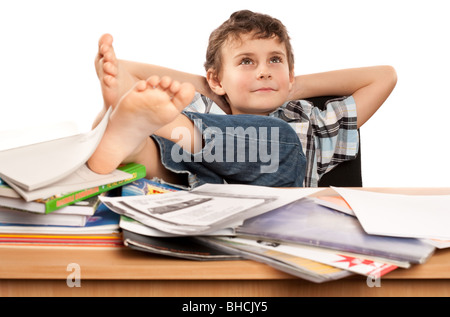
88;10;397;188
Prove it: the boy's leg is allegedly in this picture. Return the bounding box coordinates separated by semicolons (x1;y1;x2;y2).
92;34;138;129
87;75;196;185
91;34;204;184
194;113;306;187
155;112;307;188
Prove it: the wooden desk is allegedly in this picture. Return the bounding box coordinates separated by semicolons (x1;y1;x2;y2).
1;188;450;297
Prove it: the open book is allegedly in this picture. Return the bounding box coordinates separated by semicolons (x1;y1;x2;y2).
0;107;112;192
0;107;135;204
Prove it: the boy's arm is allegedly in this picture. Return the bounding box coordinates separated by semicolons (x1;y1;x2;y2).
289;66;397;128
119;59;231;113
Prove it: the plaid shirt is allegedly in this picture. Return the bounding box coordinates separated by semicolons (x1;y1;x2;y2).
185;93;359;187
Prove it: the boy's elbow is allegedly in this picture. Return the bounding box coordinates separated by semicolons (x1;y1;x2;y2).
382;65;398;91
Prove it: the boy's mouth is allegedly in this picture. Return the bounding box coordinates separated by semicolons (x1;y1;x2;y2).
252;87;276;93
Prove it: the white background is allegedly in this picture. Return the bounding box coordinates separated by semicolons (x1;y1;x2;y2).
0;0;449;187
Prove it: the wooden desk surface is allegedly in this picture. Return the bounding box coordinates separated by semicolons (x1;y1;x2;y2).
1;187;450;297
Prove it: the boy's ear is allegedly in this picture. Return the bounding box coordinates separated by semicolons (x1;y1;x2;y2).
206;69;226;96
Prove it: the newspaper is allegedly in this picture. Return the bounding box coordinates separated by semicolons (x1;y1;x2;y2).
100;183;323;236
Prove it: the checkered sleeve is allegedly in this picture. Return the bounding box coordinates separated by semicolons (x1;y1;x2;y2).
309;96;359;185
183;93;226;114
277;96;359;187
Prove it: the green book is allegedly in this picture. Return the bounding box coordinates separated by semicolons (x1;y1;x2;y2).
40;163;146;213
0;163;146;214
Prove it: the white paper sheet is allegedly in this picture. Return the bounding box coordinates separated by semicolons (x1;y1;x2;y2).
0;107;111;191
333;187;450;240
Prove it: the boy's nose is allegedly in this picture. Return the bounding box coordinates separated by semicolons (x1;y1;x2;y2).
257;70;272;79
257;65;272;79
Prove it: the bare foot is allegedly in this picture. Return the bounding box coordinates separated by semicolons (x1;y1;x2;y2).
93;34;136;128
88;75;195;174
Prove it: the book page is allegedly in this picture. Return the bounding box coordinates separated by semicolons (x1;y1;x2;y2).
0;107;112;191
7;164;132;201
0;121;79;152
333;187;450;240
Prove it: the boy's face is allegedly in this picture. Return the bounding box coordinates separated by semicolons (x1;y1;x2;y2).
210;33;294;115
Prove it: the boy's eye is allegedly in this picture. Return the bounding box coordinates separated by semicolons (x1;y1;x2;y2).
270;56;282;64
240;58;253;65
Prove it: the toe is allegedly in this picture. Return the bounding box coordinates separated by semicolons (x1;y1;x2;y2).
158;76;173;90
172;83;195;110
98;34;113;49
146;75;161;88
103;75;117;88
134;80;148;92
103;61;117;76
168;80;181;96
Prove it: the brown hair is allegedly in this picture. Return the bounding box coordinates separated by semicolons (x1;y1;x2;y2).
204;10;295;76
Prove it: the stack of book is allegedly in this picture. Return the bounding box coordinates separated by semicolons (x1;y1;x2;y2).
0;109;146;247
104;179;446;283
0;162;145;248
0;202;124;248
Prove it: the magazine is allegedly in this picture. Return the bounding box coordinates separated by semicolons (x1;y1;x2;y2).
236;198;435;264
198;236;352;283
100;184;323;236
206;236;399;277
122;229;241;261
